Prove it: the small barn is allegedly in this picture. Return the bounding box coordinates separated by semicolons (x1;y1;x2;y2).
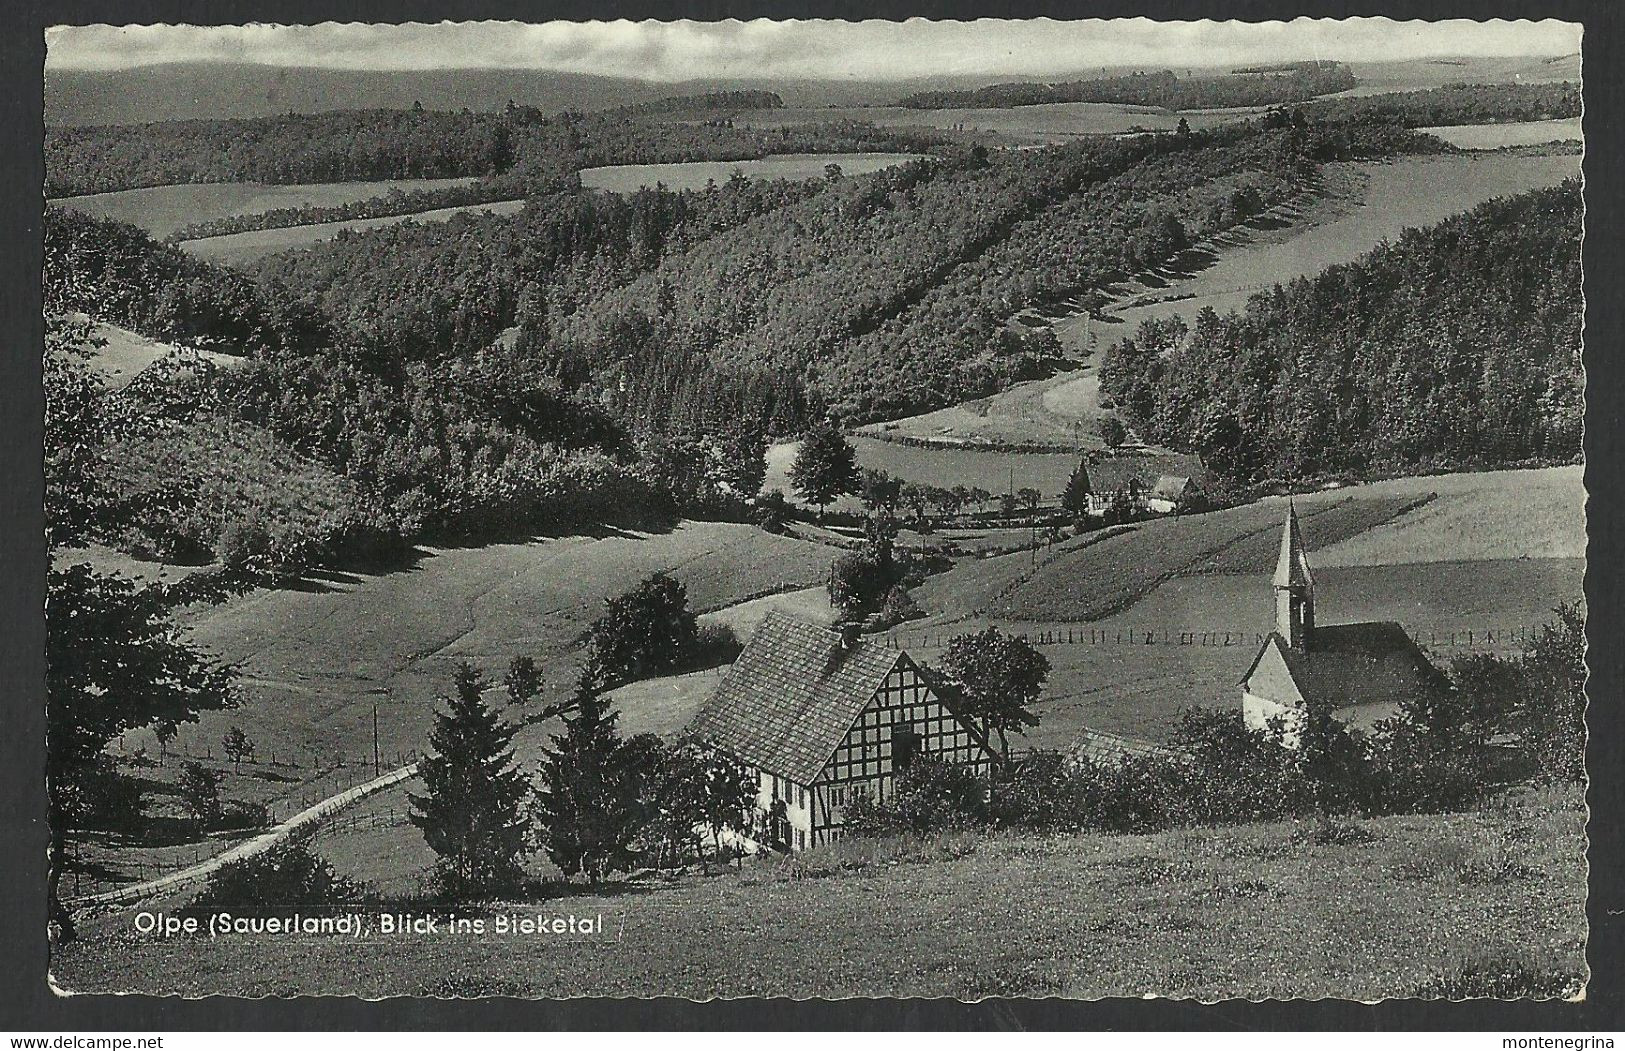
687;612;991;851
1241;502;1444;745
1146;475;1192;514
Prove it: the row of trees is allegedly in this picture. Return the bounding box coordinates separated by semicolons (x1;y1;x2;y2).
1099;180;1583;483
1301;81;1580;128
894;63;1356;110
411;660;758;897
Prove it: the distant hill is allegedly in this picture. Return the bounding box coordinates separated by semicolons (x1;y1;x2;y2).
45;62;1075;126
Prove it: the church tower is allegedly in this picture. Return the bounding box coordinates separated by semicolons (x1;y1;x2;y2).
1273;501;1315;650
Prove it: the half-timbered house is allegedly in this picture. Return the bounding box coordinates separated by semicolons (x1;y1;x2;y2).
687;611;991;850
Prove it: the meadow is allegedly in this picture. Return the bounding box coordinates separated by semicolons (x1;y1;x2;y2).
75;317;240;389
112;521;840;774
1076;151;1581;350
902;467;1584;746
578;152;927;193
718;103;1248;144
1420;118;1583;150
54;783;1586;999
764;436;1198;515
49;177;480;239
177;198;528;265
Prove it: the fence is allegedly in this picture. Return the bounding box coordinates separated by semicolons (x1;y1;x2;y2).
886;624;1543;652
65;762;421;907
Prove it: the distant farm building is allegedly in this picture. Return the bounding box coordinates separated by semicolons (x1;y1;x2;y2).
1146;474;1192;514
688;612;991;851
1240;502;1444;746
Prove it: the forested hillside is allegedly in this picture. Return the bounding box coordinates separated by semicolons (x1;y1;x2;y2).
1301;82;1580;127
47;94;951;200
895;63;1355;110
537;120;1440;425
1099;180;1582;483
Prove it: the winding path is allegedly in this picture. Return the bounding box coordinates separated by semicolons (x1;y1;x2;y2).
66;762;421;908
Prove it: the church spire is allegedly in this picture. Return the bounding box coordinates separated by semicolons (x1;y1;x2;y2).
1274;500;1315;649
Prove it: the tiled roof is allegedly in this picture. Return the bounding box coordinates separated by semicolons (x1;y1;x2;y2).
1243;623;1445;715
1150;475;1191;499
686;611;901;785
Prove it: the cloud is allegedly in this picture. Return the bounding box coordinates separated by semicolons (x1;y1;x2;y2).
45;18;1581;80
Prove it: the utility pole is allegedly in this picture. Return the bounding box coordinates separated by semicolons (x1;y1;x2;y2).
373;703;380;778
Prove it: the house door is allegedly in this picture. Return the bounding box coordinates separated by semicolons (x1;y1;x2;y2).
893;724;920;773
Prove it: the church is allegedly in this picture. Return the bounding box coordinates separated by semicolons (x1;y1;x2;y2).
1239;502;1445;746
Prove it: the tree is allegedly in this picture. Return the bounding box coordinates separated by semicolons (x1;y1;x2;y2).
699;748;759;866
1060;458;1093;517
45;318;241;941
1017;487;1042;516
179;762;223;830
789;422;859;522
222;726;254;773
939;628;1050;764
154;721;177;768
408;664;533;899
859;468;902;513
503;655;542;706
1098;416;1127;450
535;682;645;883
583;572;699;691
1519;602;1586;782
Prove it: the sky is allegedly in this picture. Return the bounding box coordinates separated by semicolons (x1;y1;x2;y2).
46;18;1582;80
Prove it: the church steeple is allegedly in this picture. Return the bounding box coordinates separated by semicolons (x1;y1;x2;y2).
1274;500;1315;649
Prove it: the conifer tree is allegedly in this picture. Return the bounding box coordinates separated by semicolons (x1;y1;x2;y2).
408;663;532;899
1061;458;1093;517
535;680;645;883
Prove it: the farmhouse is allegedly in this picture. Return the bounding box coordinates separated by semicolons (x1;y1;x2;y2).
1146;474;1192;514
687;611;991;851
1240;502;1444;746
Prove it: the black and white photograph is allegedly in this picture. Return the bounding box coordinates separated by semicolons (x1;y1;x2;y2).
28;13;1597;1005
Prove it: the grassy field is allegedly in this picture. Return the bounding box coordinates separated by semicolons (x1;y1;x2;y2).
112;521;838;778
579;152;927;193
764;436;1198;514
49;177;480;239
73;317;241;389
1421;118;1583;150
719;103;1248;144
1338;54;1580;97
856;153;1578;453
904;467;1584;746
178;198;527;265
53;784;1586;999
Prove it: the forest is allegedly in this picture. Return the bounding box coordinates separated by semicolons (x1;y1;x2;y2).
47;92;951;201
893;62;1355;111
1098;180;1583;484
42;102;1574;572
1300;81;1580;127
537;119;1440;425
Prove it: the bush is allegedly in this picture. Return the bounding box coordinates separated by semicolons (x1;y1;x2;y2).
185;842;371;913
216;799;271;832
877;586;921;628
687;622;743;670
844;757;988;836
179;762;223;829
